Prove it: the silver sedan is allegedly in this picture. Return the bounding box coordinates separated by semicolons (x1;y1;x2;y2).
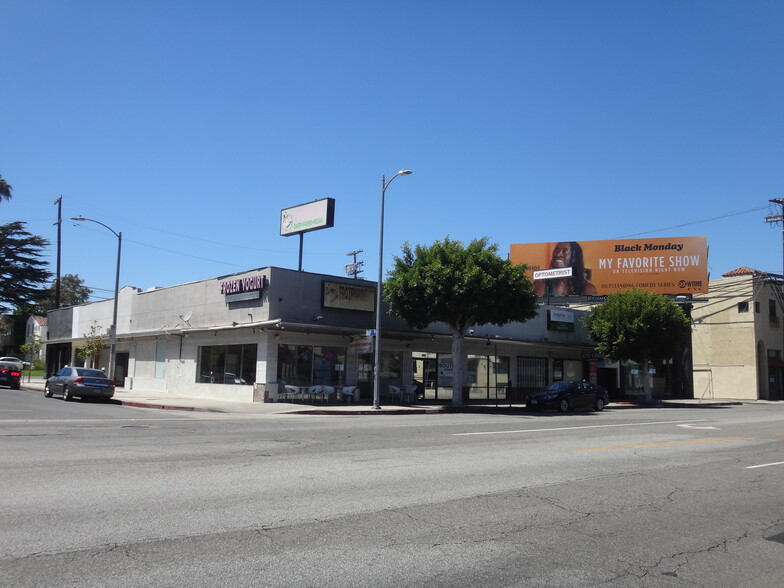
44;367;115;401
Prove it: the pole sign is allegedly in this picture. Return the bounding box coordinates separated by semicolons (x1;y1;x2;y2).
280;198;335;236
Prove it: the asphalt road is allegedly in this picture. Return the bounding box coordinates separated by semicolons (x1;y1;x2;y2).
1;386;783;587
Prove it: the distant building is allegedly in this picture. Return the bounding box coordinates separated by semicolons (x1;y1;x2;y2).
25;315;47;364
691;267;783;400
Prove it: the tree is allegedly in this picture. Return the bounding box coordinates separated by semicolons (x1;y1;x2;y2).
584;289;691;403
39;273;92;310
384;237;539;407
0;174;11;204
77;322;106;369
19;335;41;379
0;222;52;313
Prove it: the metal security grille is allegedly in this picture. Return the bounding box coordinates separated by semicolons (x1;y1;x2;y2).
516;357;548;391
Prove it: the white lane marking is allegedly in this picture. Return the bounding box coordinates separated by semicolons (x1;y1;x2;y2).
677;424;717;430
454;419;708;436
746;461;784;469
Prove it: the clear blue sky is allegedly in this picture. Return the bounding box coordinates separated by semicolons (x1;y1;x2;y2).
2;1;783;302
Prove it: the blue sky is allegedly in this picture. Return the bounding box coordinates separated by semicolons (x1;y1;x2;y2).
2;1;783;302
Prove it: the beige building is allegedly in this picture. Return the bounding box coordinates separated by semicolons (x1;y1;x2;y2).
691;267;783;400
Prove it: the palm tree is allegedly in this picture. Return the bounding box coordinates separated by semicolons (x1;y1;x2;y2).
0;175;12;203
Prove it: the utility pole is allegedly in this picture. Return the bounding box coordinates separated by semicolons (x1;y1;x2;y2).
345;249;364;279
765;198;784;277
53;196;62;308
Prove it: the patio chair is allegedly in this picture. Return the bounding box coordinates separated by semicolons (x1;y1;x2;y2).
387;384;402;402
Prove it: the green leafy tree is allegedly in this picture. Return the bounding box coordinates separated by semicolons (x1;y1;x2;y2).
19;335;41;379
385;237;539;406
0;174;12;204
0;222;52;313
584;289;691;403
39;273;93;310
77;322;106;369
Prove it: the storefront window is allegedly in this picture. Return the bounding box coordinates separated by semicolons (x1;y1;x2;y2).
197;344;257;384
277;344;346;386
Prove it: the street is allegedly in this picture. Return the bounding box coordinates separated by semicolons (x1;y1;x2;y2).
1;386;783;587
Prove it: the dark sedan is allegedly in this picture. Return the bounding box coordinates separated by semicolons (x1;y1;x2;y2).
44;367;115;401
0;362;22;390
526;381;609;412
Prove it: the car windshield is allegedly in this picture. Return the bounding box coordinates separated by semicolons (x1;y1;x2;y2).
75;368;108;378
546;382;572;392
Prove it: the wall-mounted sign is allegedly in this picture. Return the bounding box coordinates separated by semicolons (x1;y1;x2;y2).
548;309;575;332
510;236;708;296
280;198;336;237
350;336;374;354
220;274;267;303
323;280;375;312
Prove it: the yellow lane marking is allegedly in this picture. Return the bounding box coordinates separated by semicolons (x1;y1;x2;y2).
577;436;752;452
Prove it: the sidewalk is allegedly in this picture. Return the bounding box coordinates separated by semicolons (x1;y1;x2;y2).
22;377;748;415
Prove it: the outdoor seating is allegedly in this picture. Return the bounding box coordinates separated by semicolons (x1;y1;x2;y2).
282;385;300;402
387;384;402;402
340;385;357;404
403;384;418;403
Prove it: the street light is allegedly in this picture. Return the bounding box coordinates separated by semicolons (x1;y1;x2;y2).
70;216;122;380
373;169;412;409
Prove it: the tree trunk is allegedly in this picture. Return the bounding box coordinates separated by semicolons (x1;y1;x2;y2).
451;330;465;407
641;359;653;403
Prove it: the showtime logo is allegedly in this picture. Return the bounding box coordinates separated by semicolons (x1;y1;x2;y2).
678;280;703;288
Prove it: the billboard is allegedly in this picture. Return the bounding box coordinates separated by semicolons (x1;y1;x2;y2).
510;236;708;296
280;197;335;236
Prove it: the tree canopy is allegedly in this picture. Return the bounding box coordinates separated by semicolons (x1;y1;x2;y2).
584;289;691;402
39;273;93;310
0;174;12;203
385;236;539;406
0;222;52;313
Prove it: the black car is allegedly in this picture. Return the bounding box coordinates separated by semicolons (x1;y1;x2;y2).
526;381;609;412
44;367;115;401
0;362;22;390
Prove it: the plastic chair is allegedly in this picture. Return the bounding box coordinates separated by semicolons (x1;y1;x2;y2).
404;384;418;404
307;385;324;403
388;384;402;402
282;385;300;402
340;386;357;404
321;386;335;402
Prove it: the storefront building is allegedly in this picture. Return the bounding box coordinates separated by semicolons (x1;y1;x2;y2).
45;266;609;403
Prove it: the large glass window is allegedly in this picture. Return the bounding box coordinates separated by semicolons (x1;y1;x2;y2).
197;344;257;384
277;344;346;387
467;354;510;401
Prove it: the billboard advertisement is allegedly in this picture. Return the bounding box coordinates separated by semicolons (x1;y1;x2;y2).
509;236;708;296
280;197;335;236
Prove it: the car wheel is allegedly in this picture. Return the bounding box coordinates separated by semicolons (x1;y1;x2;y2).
594;397;605;412
44;384;53;397
62;386;72;401
558;398;570;413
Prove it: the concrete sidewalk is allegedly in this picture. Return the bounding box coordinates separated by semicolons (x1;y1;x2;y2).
21;377;747;415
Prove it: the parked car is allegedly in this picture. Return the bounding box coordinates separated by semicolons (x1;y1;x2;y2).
0;362;22;390
0;356;27;370
526;381;609;412
44;367;115;401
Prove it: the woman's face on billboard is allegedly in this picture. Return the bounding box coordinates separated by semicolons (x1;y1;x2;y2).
551;242;572;267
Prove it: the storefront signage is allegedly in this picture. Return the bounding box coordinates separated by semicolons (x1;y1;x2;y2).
323;280;375;312
280;198;336;236
548;309;575;332
220;274;267;303
350;336;374;354
510;236;708;295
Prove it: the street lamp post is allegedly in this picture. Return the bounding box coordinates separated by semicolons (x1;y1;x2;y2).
373;169;412;409
71;216;122;380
